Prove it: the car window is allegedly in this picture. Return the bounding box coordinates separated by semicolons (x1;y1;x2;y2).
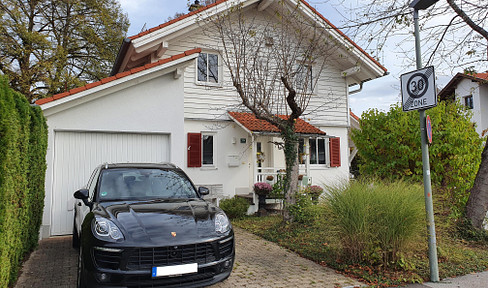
98;168;198;201
87;167;100;202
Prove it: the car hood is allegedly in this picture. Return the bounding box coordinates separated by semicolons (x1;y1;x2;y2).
94;199;224;246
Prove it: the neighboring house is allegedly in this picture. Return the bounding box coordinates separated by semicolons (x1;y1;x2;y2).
438;72;488;136
35;0;386;238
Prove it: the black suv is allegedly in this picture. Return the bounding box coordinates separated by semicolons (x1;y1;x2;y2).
73;163;234;288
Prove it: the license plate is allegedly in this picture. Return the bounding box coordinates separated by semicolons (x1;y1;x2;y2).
151;263;198;278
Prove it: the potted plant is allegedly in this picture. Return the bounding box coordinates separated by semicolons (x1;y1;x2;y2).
254;182;272;214
305;185;323;204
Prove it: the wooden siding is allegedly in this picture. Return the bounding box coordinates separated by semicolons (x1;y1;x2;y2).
158;8;349;126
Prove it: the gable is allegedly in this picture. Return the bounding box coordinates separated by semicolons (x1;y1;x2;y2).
37;49;201;111
112;0;386;85
439;72;488;101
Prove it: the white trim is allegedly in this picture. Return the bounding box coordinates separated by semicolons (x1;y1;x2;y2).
195;51;223;87
40;53;199;114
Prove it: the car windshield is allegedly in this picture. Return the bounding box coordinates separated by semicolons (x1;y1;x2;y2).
97;168;198;201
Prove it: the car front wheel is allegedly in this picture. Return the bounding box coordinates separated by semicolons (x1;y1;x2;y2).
77;245;86;288
72;215;80;249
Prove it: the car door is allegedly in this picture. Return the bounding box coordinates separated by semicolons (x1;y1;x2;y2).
75;166;101;234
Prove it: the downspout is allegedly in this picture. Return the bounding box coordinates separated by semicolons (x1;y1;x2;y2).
348;82;363;95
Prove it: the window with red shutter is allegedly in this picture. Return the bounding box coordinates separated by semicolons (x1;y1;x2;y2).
187;133;202;167
329;137;341;167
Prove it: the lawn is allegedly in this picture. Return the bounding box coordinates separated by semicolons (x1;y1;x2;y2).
232;187;488;287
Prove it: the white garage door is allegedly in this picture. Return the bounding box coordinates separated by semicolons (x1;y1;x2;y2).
51;131;170;235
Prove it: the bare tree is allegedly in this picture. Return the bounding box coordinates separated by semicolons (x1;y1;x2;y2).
334;0;487;73
201;1;344;222
336;0;488;229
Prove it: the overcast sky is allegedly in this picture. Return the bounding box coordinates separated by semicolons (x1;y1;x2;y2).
118;0;457;117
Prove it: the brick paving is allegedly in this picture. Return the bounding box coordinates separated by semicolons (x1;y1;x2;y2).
14;227;363;288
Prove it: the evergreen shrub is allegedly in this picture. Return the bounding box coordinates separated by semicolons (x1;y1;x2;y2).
0;76;47;287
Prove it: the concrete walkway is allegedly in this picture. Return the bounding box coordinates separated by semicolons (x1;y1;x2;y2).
14;227;362;288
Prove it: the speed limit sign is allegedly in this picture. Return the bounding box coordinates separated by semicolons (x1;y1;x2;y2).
401;66;437;112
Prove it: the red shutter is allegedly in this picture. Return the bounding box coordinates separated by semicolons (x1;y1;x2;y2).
187;133;202;167
329;137;341;167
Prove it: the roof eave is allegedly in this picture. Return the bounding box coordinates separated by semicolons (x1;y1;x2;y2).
40;53;200;112
111;38;132;76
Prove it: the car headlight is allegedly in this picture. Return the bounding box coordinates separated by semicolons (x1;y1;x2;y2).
215;212;231;234
92;216;124;242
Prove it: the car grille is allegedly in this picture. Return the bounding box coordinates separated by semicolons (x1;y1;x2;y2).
126;235;233;270
92;235;234;271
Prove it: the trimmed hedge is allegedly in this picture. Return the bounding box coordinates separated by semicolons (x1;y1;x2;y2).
0;76;47;287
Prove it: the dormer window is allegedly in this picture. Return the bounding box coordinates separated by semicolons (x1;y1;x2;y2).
197;52;219;83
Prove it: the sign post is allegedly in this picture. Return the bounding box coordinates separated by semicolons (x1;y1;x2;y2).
405;0;440;282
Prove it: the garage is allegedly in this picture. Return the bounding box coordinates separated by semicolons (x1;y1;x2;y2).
50;131;170;235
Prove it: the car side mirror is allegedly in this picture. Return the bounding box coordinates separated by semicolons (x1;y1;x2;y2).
198;187;210;196
74;189;91;207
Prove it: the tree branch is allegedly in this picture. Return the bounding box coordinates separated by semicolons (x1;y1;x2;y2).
446;0;488;41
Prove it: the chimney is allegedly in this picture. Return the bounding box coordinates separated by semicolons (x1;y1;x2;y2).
189;0;202;12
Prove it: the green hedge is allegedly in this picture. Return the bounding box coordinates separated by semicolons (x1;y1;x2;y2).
0;76;47;287
352;102;484;215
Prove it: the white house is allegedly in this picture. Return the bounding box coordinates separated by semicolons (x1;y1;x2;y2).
36;0;386;238
438;72;488;136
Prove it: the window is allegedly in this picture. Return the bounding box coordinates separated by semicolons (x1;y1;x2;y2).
295;64;313;91
202;134;214;165
298;137;341;167
464;95;473;109
197;52;219;83
309;138;326;165
187;133;215;167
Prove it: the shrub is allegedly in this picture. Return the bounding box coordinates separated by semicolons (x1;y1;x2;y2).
304;185;323;204
269;174;285;199
288;190;323;224
326;180;424;266
0;76;47;287
352;102;483;215
219;196;250;219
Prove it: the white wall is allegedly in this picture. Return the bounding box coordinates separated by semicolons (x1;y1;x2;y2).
311;126;350;187
152;7;350;127
183;119;253;197
456;78;483;135
40;71;185;238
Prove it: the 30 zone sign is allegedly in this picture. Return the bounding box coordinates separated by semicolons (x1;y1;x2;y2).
401;66;437;112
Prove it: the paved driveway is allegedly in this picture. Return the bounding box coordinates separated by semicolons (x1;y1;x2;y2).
14;227;362;288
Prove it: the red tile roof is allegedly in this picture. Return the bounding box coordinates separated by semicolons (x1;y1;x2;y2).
349;110;360;122
473;72;488;81
438;71;488;101
36;48;201;106
128;0;386;73
228;111;326;135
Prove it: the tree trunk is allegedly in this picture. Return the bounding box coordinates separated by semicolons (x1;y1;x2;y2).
465;140;488;229
282;130;299;222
